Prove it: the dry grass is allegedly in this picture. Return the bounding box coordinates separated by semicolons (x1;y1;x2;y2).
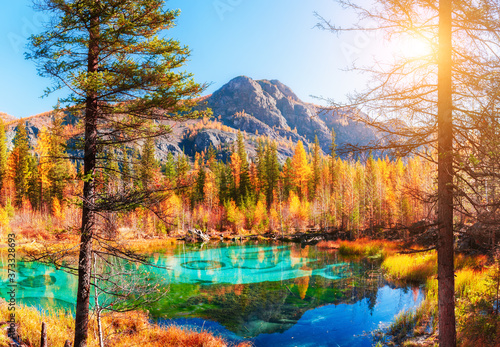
0;208;177;257
382;252;437;284
8;207;81;242
0;301;251;347
317;238;398;260
384;253;498;345
382;251;490;285
316;240;341;250
128;238;178;254
425;267;500;346
455;253;489;271
0;300;74;347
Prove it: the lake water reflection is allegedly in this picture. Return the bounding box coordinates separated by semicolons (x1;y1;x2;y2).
151;244;356;284
0;242;423;346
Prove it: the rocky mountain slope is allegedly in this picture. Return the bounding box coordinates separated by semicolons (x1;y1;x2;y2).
206;76;378;156
0;112;16;123
2;76;379;163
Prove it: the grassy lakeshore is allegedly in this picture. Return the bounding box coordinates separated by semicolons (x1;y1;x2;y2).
320;239;498;346
0;300;251;347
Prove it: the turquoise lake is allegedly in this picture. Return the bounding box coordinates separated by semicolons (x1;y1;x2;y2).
0;242;424;346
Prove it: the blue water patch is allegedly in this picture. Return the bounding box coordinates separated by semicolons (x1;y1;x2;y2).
252;286;423;346
164;285;424;347
151;245;354;284
0;257;78;311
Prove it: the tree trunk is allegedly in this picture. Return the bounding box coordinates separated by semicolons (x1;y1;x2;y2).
94;254;104;347
437;0;456;345
74;10;100;347
40;322;47;347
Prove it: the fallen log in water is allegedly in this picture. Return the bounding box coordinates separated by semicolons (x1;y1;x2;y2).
185;228;210;242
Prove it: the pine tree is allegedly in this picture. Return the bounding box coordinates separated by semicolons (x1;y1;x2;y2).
330;128;337;158
35;117;70;211
139;137;158;189
12;123;32;207
162;152;177;186
329;128;338;195
192;154;206;205
264;141;280;208
282;157;294;199
35;126;51;209
229;151;242;200
216;161;231;204
206;144;217;169
175;152;191;197
255;139;267;196
104;150;120;194
236;130;250;203
47;115;70;204
27;155;40;209
365;152;378;231
121;149;132;188
27;1;208;344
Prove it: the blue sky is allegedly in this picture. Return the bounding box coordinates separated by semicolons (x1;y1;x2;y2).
0;0;375;119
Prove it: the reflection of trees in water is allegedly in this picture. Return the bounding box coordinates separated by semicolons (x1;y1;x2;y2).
160;257;389;337
141;243;415;337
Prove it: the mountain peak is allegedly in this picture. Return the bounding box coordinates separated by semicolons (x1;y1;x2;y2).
208;75;333;152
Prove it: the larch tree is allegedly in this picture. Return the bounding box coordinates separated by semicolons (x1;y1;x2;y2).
0;119;7;194
309;135;322;200
230;151;242;197
318;0;500;345
27;1;208;346
291;140;311;200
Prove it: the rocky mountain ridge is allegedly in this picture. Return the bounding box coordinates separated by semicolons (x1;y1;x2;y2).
1;76;379;163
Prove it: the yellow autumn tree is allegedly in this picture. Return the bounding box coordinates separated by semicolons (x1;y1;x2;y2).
204;170;218;210
3;151;18;203
52;197;64;221
225;200;245;232
160;193;183;233
35;126;52;209
289;191;309;230
253;200;268;233
230;152;241;191
0;206;10;234
291;141;311;199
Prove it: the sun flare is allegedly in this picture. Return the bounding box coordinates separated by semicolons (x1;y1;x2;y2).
396;35;434;59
